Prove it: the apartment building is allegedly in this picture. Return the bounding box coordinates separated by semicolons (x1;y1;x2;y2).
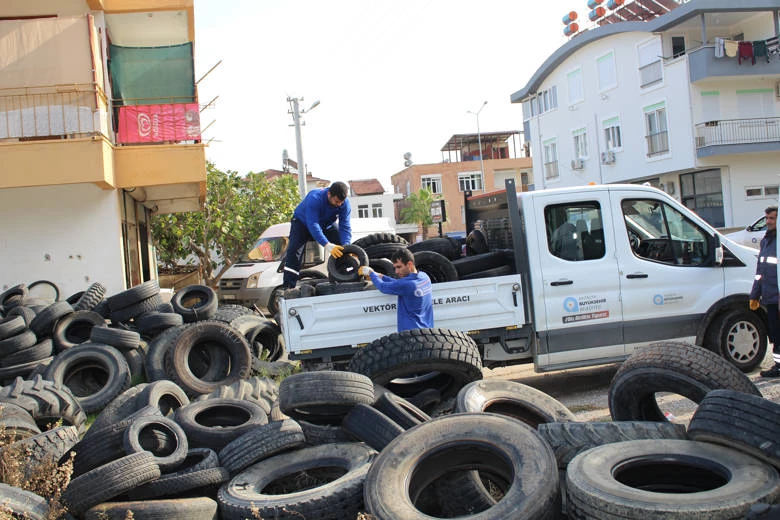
0;0;206;297
391;131;533;239
512;0;780;228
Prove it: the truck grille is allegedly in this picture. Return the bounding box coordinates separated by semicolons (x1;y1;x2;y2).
219;278;243;290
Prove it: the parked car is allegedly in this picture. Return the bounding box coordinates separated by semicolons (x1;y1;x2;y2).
724;215;766;249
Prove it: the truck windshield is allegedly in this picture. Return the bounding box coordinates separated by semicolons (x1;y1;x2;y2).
244;236;289;262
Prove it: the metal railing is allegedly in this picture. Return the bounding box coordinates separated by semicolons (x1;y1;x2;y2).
645;130;669;156
0;84;107;141
639;60;663;88
695;117;780;148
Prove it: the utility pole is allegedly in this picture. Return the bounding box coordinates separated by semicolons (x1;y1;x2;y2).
468;101;488;181
288;97;320;199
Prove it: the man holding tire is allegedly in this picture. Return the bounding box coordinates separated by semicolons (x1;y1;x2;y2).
359;248;433;331
283;182;352;289
749;205;780;378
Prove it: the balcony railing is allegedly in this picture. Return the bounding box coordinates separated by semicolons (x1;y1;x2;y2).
695;117;780;148
544;160;559;180
639;60;663;88
0;84;107;141
645;131;669;156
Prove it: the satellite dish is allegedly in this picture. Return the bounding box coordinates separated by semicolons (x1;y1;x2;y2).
282;149;289;161
403;152;412;160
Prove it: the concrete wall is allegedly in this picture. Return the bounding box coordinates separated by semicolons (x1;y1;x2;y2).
0;183;126;298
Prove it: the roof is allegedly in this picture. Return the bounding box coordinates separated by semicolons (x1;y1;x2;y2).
510;0;780;103
441;131;522;152
349;179;385;195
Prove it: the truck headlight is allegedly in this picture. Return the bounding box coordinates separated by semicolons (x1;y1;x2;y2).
247;273;261;289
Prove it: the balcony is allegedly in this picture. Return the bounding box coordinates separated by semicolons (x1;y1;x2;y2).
0;83;205;212
688;45;780;83
639;60;663;88
695;117;780;158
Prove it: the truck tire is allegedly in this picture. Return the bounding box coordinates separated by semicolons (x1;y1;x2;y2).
52;310;105;351
0;483;49;520
29;301;73;339
171;285;218;323
452;251;509;277
4;425;80;480
363;242;408;260
466;229;488;255
173;398;268;450
136;311;184;338
364;413;559;520
85;497;219;520
566;439;780;519
278;371;374;424
373;391;430;429
342;403;404;451
217;442;376;520
413;251;459;283
455;379;576;427
369;257;396;277
408;237;462;260
0;338;52;367
327;244;368;283
85;383;150;437
537;421;688;468
90;325;141;351
123;415;188;472
609;341;761;422
145;323;191;382
710;308;767;372
72;282;106;312
0;315;26;341
107;280;160;311
44;343;131;414
218;418;306;475
0;402;41;441
245;320;284;361
688;389;780;469
347;328;482;400
0;375;87;435
460;264;514;280
353;232;408;248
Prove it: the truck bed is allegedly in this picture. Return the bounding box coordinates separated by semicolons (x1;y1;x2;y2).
279;274;526;356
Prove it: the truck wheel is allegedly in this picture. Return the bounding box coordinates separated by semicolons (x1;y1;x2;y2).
609;341;761;422
711;308;766;372
278;371;374;424
268;286;285;315
347;328;482;400
413;251;458;283
566;439;780;519
353;232;408;248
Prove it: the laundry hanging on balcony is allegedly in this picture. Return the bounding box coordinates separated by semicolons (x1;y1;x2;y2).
738;41;754;65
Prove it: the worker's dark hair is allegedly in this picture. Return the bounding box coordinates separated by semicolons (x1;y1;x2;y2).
766;206;778;215
329;182;349;201
390;248;415;265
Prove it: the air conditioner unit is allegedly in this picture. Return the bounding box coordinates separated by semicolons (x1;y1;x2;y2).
601;151;616;164
571;158;584;170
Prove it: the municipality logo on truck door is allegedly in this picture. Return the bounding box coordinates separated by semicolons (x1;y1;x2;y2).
562;294;609;323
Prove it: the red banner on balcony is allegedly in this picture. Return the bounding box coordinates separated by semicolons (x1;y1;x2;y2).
117;103;200;144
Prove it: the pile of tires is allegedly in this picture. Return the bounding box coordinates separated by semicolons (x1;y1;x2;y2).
2;305;780;519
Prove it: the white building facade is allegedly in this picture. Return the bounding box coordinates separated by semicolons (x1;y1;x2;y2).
512;0;780;228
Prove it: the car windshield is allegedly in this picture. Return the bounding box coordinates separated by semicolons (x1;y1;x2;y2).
242;236;288;262
751;216;767;232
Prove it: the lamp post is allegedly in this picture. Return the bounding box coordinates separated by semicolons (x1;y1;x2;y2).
288;97;320;199
467;101;488;180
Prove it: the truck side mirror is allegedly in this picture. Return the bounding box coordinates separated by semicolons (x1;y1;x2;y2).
711;234;723;266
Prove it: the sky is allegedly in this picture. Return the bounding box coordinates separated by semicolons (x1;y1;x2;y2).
193;1;574;192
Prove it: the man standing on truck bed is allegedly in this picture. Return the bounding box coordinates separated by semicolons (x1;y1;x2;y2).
750;205;780;378
283;181;352;289
359;249;433;331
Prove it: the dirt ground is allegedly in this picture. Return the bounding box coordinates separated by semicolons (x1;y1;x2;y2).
484;348;780;426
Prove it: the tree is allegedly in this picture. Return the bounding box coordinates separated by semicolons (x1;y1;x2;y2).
400;188;438;240
151;162;300;288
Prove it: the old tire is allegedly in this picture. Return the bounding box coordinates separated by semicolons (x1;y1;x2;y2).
688;388;780;469
327;244;369;283
171;285;218;323
456;379;576;427
348;328;482;399
85;497;219;520
364;413;559;519
413;250;458;283
566;439;780;519
278;371;374;425
217;418;306;475
217;442;376;520
173;398;269;450
609;341;761;422
123;415;189;472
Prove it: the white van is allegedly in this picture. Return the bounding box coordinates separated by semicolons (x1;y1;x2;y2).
217;218;395;313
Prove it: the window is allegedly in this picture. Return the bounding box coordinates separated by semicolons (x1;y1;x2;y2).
597;52;617;91
644;103;669;156
357;204;369;218
405;180;411;196
603;117;622;150
567;69;584;105
573;128;588;159
371;203;383;217
621;198;710;266
421;175;442;194
745;185;780;200
543;139;559;180
545;202;605;261
737;89;775;119
529;86;558;117
671;36;686;58
459;171;483;192
638;38;663;88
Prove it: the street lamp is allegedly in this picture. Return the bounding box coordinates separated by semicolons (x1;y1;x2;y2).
288;97;320;199
467;101;488;180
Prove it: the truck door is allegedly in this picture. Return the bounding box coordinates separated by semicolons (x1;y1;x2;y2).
610;194;725;355
534;191;624;370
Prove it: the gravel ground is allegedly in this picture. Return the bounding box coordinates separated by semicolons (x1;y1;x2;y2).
485;348;780;427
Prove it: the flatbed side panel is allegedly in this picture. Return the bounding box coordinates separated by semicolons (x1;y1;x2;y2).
280;274;525;354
